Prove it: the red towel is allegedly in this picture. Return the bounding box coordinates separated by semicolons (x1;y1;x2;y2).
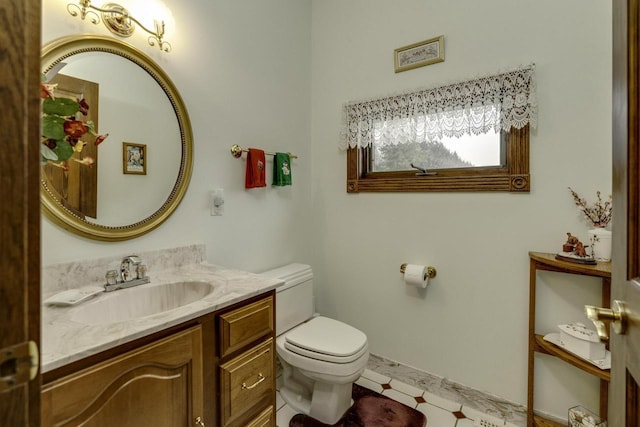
245;148;266;188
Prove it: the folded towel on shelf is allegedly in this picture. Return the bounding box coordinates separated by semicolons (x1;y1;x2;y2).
272;152;292;186
245;148;266;188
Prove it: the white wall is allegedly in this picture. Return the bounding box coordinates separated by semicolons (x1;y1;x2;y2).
41;0;313;272
310;0;611;420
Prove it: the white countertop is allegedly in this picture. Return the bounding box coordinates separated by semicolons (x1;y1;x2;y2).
41;263;283;373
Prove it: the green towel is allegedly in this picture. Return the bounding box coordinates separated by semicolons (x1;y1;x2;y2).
273;152;292;186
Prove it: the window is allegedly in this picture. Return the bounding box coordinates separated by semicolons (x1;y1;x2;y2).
342;65;535;193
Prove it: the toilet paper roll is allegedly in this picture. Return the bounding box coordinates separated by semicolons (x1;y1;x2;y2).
404;264;429;288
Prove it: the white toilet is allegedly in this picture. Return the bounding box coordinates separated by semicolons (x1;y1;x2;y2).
260;263;369;425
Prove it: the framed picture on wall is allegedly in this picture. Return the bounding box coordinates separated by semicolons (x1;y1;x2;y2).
123;142;146;175
394;35;445;73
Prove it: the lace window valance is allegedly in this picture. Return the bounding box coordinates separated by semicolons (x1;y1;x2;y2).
340;64;537;150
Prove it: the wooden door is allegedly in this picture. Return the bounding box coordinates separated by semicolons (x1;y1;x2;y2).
42;74;100;219
0;0;42;426
611;0;640;424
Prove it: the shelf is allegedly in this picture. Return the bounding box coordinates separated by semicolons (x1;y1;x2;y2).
533;334;610;381
528;252;611;426
533;415;565;427
528;252;611;278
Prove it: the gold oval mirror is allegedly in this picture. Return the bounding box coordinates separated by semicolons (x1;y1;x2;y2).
40;35;193;241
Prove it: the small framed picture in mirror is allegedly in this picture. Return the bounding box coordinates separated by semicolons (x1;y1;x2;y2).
123;142;146;175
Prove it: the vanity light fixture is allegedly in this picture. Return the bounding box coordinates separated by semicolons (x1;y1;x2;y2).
67;0;172;52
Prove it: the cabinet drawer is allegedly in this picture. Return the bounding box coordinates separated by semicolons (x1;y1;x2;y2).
219;296;273;358
246;406;275;427
220;338;274;426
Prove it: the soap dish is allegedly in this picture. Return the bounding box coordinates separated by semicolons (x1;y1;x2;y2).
44;286;104;306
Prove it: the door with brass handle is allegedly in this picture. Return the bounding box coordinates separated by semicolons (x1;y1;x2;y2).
584;299;628;341
0;341;39;392
195;416;205;426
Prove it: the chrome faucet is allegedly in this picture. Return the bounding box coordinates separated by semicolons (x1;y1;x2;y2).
104;255;149;292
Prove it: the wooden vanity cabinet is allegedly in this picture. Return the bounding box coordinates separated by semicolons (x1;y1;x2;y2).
40;290;276;427
41;325;204;427
216;294;276;427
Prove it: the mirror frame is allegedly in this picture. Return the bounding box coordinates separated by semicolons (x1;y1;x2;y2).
41;35;193;241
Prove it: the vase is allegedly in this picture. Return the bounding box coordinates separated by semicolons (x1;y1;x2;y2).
587;227;612;262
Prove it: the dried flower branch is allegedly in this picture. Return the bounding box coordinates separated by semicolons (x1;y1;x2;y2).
568;187;612;228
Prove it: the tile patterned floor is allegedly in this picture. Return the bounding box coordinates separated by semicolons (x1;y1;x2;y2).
365;355;527;425
276;368;521;427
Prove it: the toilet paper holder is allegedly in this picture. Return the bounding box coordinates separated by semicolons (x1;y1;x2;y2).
400;263;437;279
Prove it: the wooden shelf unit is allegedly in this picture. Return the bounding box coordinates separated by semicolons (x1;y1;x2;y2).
527;252;611;426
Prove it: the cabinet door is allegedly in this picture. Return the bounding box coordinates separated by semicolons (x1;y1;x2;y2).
41;326;204;427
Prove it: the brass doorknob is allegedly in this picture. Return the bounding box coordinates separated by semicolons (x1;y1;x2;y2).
584;300;628;341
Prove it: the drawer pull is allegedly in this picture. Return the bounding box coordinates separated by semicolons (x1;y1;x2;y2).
195;416;205;426
242;373;265;390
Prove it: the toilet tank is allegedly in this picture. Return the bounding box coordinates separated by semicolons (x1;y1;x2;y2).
259;263;314;335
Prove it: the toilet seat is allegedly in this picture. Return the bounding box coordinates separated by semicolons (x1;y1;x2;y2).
276;334;368;381
284;316;367;363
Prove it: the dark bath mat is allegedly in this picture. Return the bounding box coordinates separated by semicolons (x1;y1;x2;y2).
288;383;427;427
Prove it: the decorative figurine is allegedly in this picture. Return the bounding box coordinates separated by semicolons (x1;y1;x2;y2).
556;232;597;265
563;232;579;252
574;241;588;258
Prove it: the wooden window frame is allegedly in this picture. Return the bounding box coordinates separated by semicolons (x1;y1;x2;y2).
346;125;530;193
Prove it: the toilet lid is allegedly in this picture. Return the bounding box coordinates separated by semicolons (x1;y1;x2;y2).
284;316;367;360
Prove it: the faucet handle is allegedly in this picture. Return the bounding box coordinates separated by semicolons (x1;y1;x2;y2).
105;270;118;285
136;264;147;279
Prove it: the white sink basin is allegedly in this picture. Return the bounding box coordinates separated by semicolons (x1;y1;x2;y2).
69;280;215;325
